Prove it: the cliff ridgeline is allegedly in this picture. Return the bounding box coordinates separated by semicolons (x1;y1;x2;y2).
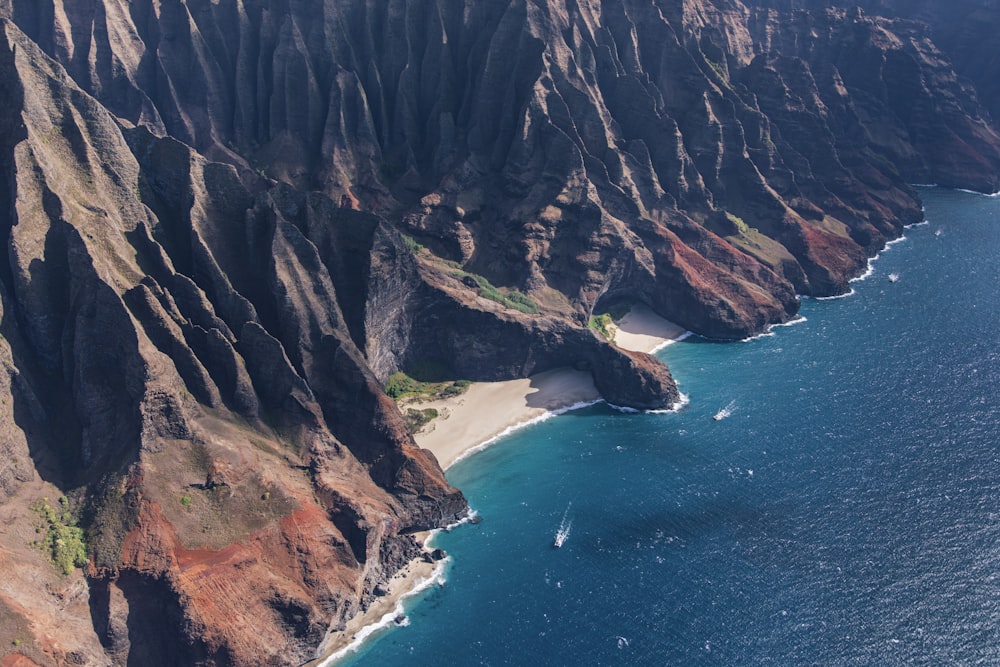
1;1;998;665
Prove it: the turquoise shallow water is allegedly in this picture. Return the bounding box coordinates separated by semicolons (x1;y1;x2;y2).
343;189;1000;666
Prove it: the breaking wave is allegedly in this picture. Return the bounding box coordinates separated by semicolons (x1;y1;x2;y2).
316;559;449;665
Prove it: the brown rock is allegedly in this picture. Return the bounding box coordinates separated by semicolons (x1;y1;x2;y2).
1;1;999;665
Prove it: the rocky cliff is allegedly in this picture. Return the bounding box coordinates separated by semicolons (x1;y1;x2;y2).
762;0;1000;132
1;1;998;665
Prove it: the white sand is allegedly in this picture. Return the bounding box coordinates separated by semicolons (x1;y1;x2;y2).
413;368;599;469
613;303;688;353
310;542;440;666
312;306;688;665
414;305;688;470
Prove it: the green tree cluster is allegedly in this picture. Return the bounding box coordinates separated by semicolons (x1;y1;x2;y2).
451;271;539;314
31;497;88;575
588;313;616;342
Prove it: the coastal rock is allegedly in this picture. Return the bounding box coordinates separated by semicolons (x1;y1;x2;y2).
0;19;464;666
0;1;999;665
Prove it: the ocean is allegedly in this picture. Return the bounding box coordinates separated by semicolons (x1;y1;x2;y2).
342;188;1000;666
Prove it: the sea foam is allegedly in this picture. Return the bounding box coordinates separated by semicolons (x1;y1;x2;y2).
649;330;694;354
660;392;692;414
805;232;903;302
956;187;1000;197
446;399;603;470
316;559;449;666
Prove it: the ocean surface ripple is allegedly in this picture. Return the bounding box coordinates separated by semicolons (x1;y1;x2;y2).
343;189;1000;666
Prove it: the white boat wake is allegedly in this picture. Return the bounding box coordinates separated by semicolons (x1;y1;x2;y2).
713;400;736;421
554;504;573;548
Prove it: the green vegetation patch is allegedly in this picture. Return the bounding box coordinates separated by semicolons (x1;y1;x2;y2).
386;371;422;399
30;497;88;575
401;234;424;254
439;379;472;398
404;407;439;433
450;270;539;314
386;371;472;402
726;212;752;235
588;313;616;342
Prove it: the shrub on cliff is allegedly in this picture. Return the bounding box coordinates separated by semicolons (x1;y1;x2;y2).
588;313;616;342
386;372;421;399
30;498;88;575
450;270;539;314
404;407;439;432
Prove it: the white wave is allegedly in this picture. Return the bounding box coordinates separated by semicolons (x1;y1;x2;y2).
739;330;775;343
438;508;479;533
649;330;694;354
549;399;604;417
813;288;856;301
772;315;807;329
446;386;690;471
442;386;693;471
445;399;603;469
883;234;908;249
607;389;689;415
912;183;999;196
849;259;875;283
646;392;690;414
741;315;808;343
905;219;930;228
316;559;449;666
803;229;909;300
956;187;1000;197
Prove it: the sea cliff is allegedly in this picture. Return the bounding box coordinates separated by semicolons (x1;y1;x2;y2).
0;1;998;665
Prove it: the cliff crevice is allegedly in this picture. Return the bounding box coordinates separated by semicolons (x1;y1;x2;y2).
0;1;999;665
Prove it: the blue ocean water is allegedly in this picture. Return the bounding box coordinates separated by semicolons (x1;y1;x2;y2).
345;189;1000;666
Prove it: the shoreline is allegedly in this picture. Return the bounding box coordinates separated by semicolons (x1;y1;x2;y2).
309;305;688;665
309;212;930;663
415;303;689;470
309;532;445;667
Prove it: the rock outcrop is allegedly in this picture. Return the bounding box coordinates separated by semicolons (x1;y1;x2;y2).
0;1;998;665
0;19;465;666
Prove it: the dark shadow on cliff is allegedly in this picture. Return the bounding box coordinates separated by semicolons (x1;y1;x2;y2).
521;369;599;412
89;573;226;667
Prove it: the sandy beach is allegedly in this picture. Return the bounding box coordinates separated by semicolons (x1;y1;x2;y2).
612;303;689;354
415;303;688;469
309;536;442;666
411;368;600;469
312;304;687;665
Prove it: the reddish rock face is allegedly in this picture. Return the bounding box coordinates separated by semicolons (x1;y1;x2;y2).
1;655;45;667
0;1;999;665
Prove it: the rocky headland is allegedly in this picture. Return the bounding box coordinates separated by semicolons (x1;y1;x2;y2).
0;1;998;665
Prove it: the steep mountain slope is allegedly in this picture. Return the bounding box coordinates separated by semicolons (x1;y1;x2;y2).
763;0;1000;127
0;1;998;665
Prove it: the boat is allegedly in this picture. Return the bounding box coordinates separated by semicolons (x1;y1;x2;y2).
888;273;900;282
553;504;572;547
713;400;735;421
935;229;943;237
